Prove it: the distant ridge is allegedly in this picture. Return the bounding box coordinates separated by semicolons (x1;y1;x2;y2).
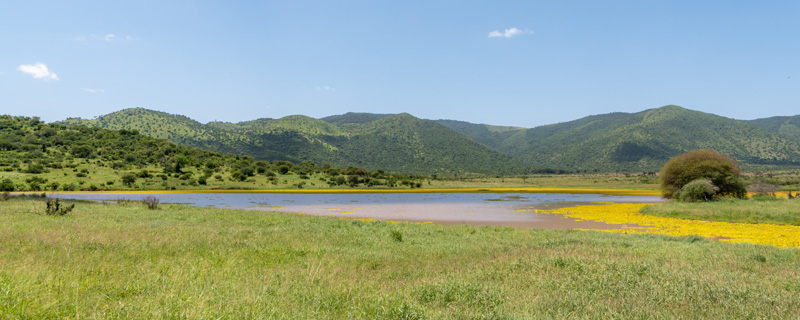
60;105;800;173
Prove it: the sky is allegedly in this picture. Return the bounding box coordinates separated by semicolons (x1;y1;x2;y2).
2;1;799;127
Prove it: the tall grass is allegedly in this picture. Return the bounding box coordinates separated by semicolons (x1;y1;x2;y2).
1;197;799;318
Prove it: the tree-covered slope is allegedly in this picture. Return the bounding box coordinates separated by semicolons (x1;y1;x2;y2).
58;106;800;174
321;112;392;125
495;106;800;171
433;119;524;149
61;109;524;175
331;114;527;176
1;115;430;191
747;115;800;142
61;108;211;143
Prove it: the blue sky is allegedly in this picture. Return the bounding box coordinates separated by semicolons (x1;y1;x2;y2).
2;1;798;127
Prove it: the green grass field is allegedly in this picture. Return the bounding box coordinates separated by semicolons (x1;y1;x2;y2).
641;197;800;226
1;196;799;319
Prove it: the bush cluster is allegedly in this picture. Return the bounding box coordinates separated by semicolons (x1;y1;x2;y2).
660;149;746;200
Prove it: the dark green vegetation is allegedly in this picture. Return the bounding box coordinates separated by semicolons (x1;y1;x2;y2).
659;149;747;200
0;115;424;191
62;105;800;174
747;114;800;142
641;197;800;226
61;109;526;176
2;197;799;318
441;105;800;172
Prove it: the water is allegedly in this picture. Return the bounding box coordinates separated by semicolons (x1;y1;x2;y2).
45;192;662;229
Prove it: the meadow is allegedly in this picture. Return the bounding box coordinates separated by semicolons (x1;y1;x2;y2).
640;197;800;226
1;196;799;319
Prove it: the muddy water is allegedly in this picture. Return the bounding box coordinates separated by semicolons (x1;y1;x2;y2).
46;192;661;229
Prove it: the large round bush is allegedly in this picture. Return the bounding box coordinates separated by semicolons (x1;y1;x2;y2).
659;149;746;199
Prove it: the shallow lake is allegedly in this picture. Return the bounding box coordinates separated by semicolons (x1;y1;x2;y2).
47;192;662;229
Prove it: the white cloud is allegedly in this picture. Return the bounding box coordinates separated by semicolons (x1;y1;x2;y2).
488;27;530;38
315;86;335;91
18;63;59;80
73;34;134;42
83;88;104;93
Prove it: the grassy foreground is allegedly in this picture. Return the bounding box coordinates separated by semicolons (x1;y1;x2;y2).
2;198;800;319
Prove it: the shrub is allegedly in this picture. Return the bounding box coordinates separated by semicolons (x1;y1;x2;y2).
45;198;75;216
142;195;160;210
660;149;746;199
677;179;718;202
749;182;779;196
0;179;15;192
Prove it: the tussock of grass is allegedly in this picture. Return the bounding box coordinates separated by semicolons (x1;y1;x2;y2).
1;198;799;318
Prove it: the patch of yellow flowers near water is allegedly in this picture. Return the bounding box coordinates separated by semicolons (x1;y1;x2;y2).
532;202;800;249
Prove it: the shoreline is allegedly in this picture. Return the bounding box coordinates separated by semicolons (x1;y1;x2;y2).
13;187;663;197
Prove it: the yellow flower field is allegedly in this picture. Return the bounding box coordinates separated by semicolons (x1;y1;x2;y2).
531;202;800;248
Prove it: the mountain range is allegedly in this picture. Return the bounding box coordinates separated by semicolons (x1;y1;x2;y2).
59;105;800;175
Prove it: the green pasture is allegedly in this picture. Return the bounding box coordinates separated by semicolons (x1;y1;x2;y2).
1;196;798;319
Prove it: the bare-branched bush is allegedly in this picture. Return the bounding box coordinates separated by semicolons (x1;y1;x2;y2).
143;195;160;210
749;182;780;197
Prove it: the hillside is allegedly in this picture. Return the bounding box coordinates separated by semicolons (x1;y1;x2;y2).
491;106;800;171
58;106;800;174
0;115;427;192
62;109;525;176
330;113;526;176
433;119;524;149
747;115;800;142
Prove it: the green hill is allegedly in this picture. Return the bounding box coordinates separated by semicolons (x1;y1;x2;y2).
747;115;800;142
59;106;800;174
320;112;392;125
62;109;524;176
330;113;526;176
433;119;524;149
1;115;428;192
489;106;800;171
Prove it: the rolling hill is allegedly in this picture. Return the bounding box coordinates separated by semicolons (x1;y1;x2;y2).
62;108;525;176
490;106;800;171
60;106;800;174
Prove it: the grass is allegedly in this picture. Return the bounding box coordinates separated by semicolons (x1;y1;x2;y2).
1;197;799;318
641;197;800;226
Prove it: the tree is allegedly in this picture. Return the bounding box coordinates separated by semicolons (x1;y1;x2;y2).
659;149;746;199
121;174;137;187
0;179;15;192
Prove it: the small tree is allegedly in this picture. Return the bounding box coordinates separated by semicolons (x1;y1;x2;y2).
659;149;746;199
121;174;137;187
